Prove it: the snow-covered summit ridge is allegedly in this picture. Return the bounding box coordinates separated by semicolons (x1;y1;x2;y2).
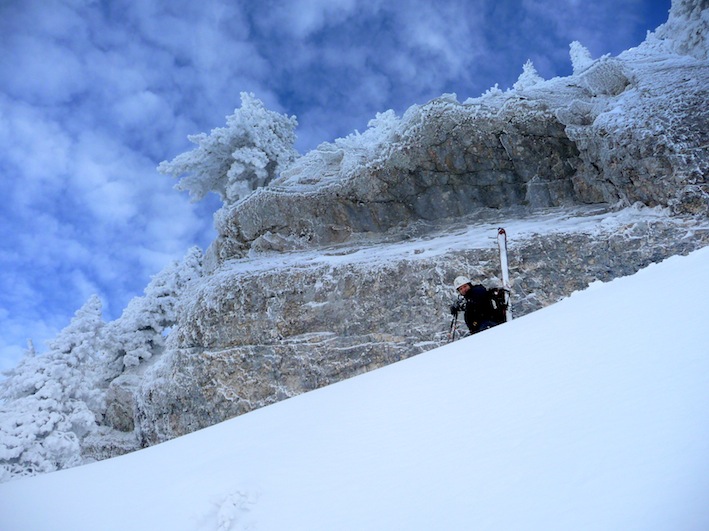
650;0;708;60
212;0;707;262
270;0;706;193
268;0;707;192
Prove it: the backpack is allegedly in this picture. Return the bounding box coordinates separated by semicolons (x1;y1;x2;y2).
487;287;509;324
467;284;508;325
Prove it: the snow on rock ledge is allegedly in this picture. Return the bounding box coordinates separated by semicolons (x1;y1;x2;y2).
134;208;709;444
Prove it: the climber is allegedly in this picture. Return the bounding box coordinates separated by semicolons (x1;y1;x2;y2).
449;276;507;335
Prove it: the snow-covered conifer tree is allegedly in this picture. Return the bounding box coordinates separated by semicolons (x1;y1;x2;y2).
569;41;594;74
0;248;204;482
101;247;203;370
158;93;299;205
0;295;105;482
513;60;544;91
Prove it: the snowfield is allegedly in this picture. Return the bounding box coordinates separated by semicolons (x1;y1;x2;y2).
1;245;708;530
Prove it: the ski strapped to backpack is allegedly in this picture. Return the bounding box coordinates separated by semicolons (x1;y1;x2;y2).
487;287;509;324
497;227;512;322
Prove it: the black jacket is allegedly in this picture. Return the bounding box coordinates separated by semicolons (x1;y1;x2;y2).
462;283;499;333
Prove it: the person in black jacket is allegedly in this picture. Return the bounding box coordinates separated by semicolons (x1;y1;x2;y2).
450;276;503;334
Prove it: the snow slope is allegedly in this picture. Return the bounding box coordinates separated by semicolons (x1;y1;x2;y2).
1;246;709;531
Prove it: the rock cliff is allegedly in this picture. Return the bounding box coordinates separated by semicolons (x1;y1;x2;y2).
133;207;707;445
93;0;709;451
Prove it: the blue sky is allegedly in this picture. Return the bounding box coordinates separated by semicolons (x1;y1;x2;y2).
0;0;671;371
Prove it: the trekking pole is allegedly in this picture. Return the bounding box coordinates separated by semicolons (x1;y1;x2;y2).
448;311;458;342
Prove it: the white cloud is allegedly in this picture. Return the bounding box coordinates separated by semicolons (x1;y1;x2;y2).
0;97;72;193
113;91;171;131
259;0;362;39
398;0;488;74
1;37;86;104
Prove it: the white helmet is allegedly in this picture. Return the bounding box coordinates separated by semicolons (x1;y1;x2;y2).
454;276;471;290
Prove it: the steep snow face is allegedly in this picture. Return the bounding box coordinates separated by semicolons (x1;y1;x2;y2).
207;0;707;262
1;246;708;531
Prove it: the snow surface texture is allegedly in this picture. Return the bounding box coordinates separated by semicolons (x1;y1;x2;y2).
1;247;708;531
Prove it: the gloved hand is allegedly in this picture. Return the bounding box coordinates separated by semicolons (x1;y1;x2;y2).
449;300;465;315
